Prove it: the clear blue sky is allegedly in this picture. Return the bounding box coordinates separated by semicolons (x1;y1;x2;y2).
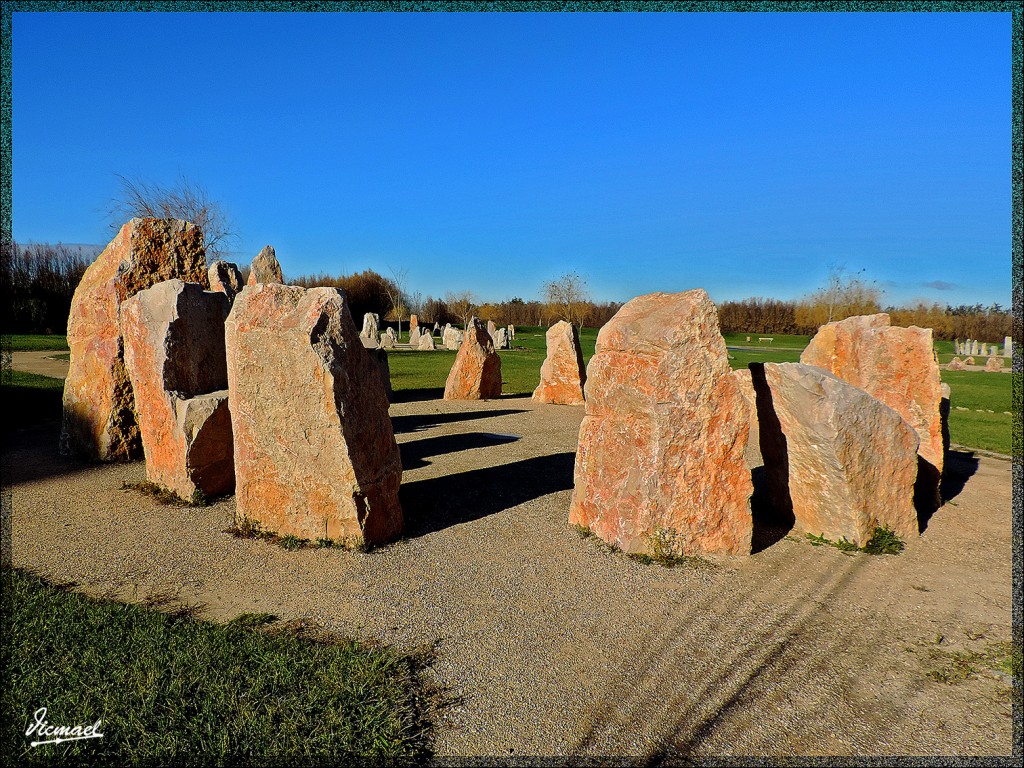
12;10;1012;308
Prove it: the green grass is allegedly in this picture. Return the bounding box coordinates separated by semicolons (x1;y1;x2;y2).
941;370;1015;455
1;568;433;764
722;332;811;349
2;333;69;351
804;527;905;555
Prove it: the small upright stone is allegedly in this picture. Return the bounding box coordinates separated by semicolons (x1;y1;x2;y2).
1004;336;1012;358
753;362;919;546
207;260;244;304
380;332;395;349
417;332;436;350
508;324;515;340
532;320;586;405
487;320;497;338
981;342;988;356
568;291;752;557
226;284;403;545
246;245;283;285
360;313;380;348
493;327;510;350
121;280;234;501
62;218;207;461
409;314;418;333
443;319;502;400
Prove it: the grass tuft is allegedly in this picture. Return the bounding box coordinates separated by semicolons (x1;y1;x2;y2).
121;480;206;508
805;527;905;556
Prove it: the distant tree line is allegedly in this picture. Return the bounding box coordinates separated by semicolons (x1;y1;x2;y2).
1;242;1012;343
1;240;92;334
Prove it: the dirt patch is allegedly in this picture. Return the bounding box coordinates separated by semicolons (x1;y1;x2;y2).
5;396;1014;758
10;350;71;379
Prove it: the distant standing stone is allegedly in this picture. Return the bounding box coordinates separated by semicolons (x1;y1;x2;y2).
417;332;436;350
493;327;510;350
410;326;421;345
246;245;284;285
532;320;586;405
947;357;966;371
409;314;418;333
1004;336;1012;358
443;319;502;400
985;356;1004;372
360;313;380;345
487;320;497;338
508;324;515;341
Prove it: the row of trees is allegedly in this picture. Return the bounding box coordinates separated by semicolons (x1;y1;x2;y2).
1;240;92;334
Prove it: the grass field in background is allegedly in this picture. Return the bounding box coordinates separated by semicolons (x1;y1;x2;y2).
3;325;1012;454
3;334;69;351
1;569;432;764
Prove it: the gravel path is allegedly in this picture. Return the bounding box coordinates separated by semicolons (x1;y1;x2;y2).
9;351;70;379
6;397;1014;759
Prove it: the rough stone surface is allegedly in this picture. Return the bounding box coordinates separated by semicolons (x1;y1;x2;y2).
493;327;510;350
225;283;403;545
947;357;966;371
800;313;944;480
1004;336;1012;358
121;280;233;500
508;324;515;340
753;363;920;546
410;327;422;346
731;368;756;425
380;332;396;349
207;260;244;303
568;290;752;557
417;332;436;350
62;218;207;461
532;321;586;406
246;245;283;285
443;327;464;351
361;313;380;341
444;319;502;400
985;356;1004;372
487;320;497;338
409;314;418;333
965;356;976;365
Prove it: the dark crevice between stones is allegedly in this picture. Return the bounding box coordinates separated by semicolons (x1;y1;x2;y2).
749;363;794;554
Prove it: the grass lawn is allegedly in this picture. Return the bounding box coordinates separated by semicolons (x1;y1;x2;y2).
941;370;1016;455
3;334;69;351
722;332;811;349
1;568;433;765
2;370;64;431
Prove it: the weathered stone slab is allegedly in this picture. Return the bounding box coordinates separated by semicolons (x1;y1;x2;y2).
1004;336;1012;358
985;356;1004;372
417;332;436;350
443;326;463;350
947;357;966;371
753;363;919;546
800;313;944;488
208;260;244;304
225;283;403;545
62;218;207;460
493;327;510;350
361;312;379;340
487;320;497;338
409;314;418;333
532;320;586;405
410;327;421;346
443;319;502;400
246;245;283;285
121;279;233;500
731;367;756;425
568;290;752;557
508;324;515;340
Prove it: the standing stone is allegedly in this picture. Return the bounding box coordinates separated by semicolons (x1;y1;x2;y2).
532;320;586;405
800;313;944;501
246;245;283;285
971;340;980;355
409;314;418;333
1004;336;1012;358
121;280;234;501
947;357;966;371
753;363;919;546
486;320;497;338
493;327;510;350
360;313;380;348
981;342;988;356
965;356;976;365
443;326;463;351
417;332;436;350
386;327;397;341
207;260;244;304
568;290;752;557
985;356;1004;372
508;324;515;340
62;218;207;461
380;332;395;349
410;326;421;346
443;319;502;400
225;283;403;545
434;322;441;334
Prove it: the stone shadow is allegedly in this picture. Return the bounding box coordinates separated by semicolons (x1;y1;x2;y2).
748;363;794;554
390;409;527;434
938;449;980;506
399;452;576;538
400;432;520;470
390;387;446;403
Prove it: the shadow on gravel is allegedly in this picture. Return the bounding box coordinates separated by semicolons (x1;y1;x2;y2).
400;432;520;470
3;423;115;487
390;387;446;403
391;409;527;434
399;452;576;537
938;449;980;506
749;465;794;555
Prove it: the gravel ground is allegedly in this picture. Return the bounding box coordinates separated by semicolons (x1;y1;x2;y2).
5;396;1015;760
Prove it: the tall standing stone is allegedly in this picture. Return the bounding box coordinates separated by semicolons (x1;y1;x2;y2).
508;324;515;340
486;320;497;338
360;313;380;348
246;245;283;285
568;291;752;557
493;327;510;350
532;320;586;405
121;280;234;501
1004;336;1012;358
443;319;502;400
981;342;988;357
409;314;418;333
752;363;919;546
225;284;403;545
208;260;244;304
800;313;944;506
62;218;207;460
410;326;421;346
417;332;436;350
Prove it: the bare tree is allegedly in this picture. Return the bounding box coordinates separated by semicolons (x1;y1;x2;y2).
108;174;237;260
384;266;410;339
543;271;591;329
445;290;478;328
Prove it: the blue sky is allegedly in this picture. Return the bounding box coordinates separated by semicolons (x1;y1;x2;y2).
11;10;1012;307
